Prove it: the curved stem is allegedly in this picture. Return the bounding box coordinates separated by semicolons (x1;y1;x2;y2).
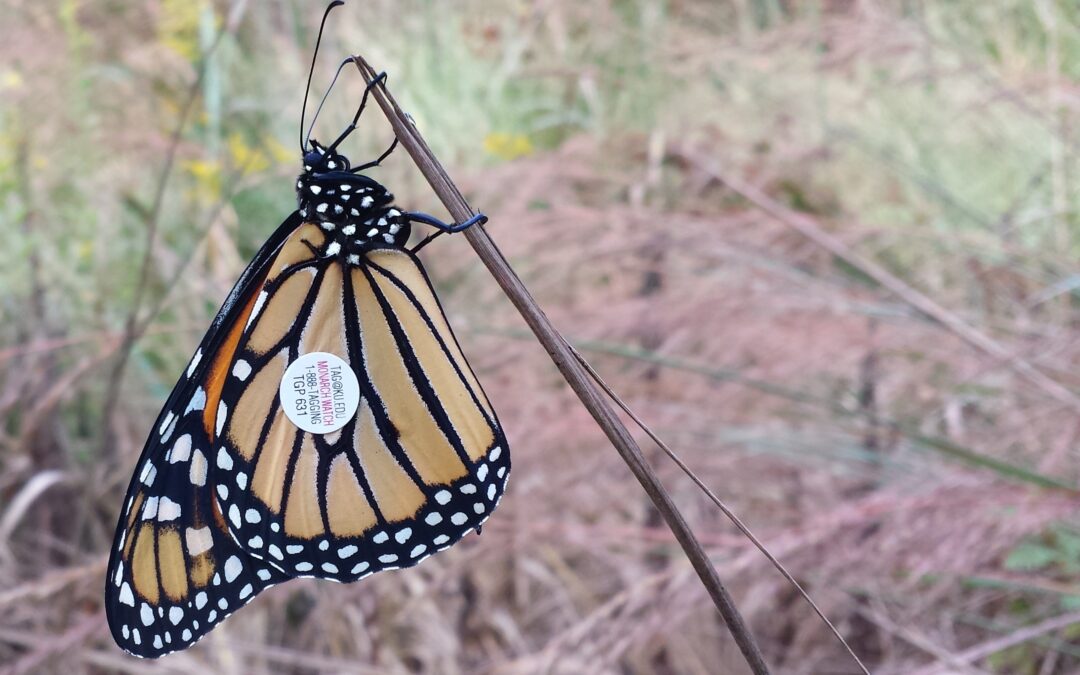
350;54;772;675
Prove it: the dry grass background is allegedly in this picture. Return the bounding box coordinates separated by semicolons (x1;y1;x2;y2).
2;0;1080;672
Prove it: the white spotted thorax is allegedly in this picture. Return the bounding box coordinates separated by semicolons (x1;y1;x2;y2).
296;139;410;260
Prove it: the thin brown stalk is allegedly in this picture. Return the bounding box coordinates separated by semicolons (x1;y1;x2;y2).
98;2;251;456
350;55;772;674
569;346;870;675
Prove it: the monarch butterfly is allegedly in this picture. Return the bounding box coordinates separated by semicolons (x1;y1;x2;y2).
105;3;508;658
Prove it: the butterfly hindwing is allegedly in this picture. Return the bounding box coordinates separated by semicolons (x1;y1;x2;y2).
211;235;510;581
104;215;304;658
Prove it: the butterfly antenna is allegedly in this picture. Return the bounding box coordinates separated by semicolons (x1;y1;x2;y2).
300;0;345;153
306;57;353;150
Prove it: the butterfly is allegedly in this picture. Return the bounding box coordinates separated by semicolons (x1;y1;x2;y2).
104;2;509;658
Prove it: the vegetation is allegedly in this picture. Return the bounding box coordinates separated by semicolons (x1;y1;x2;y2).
2;0;1080;671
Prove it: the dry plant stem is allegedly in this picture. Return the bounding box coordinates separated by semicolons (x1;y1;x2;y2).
99;22;232;453
351;55;771;675
678;148;1080;413
569;347;871;675
911;610;1080;675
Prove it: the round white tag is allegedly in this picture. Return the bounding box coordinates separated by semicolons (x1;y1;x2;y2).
279;352;361;434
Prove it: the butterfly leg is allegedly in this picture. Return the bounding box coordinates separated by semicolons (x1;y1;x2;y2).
407;212;489;253
406;211;488;233
350;136;399;173
320;67;388;158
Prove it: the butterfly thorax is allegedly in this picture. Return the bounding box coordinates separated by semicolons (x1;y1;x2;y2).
296;140;410;257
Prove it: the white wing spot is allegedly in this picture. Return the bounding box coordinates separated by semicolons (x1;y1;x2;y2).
246;291;268;331
217;447;233;471
232;360;252;381
141;496;159;520
139;462;157;486
119;582;135;607
216;402;228;437
186;527;212;556
157;497;181;522
170;434;192;463
224;556;242;583
186;349;202;378
190;449;208;486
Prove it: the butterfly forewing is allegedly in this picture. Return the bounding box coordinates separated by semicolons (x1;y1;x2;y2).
212;241;509;581
104;215;304;658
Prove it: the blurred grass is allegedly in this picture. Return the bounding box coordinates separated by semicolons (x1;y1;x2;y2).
3;0;1080;672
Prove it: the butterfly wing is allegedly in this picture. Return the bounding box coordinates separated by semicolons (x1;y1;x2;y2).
105;213;305;658
210;240;509;581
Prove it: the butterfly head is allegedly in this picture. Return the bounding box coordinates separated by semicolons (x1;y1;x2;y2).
302;139;350;173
